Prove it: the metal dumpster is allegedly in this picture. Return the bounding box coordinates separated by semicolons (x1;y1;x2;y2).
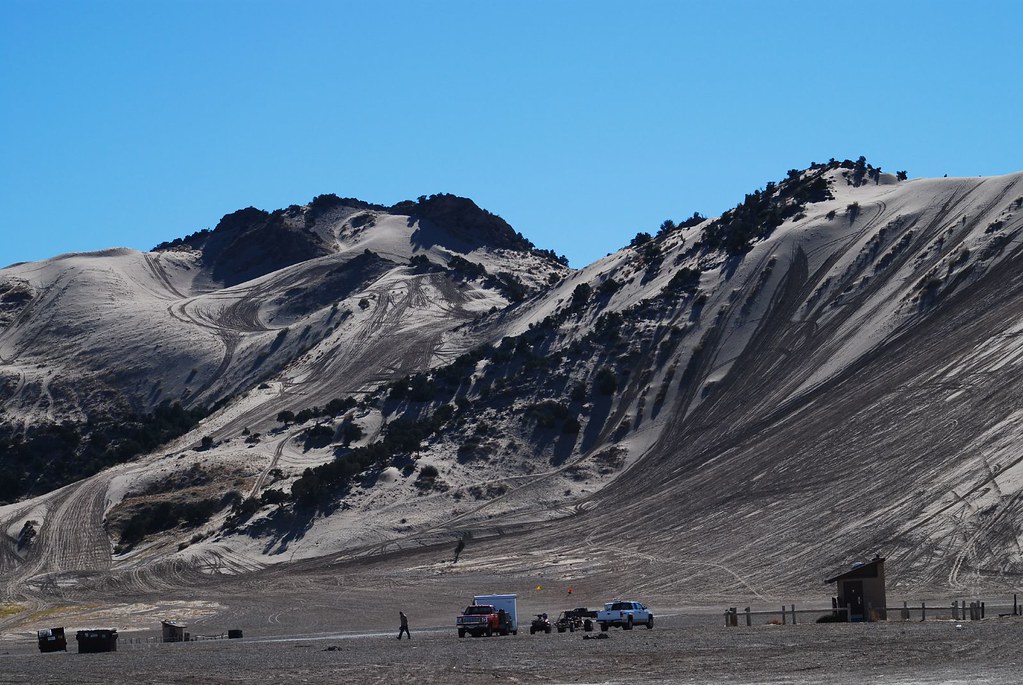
76;629;118;653
37;627;67;652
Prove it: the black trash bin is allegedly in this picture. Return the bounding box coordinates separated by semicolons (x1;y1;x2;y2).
76;629;118;653
37;627;67;653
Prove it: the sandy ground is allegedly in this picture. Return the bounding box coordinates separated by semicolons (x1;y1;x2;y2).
3;612;1022;684
3;551;1023;685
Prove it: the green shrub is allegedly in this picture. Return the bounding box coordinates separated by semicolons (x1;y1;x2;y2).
447;255;488;279
597;277;622;298
339;422;363;446
303;424;334;450
570;283;592;310
415;464;441;490
324;397;357;417
664;267;701;293
525;401;575;429
224;496;261;528
389;373;436;402
630;232;653;247
595;367;618;395
260;489;288;506
350;212;375;228
119;497;223;546
569;382;587;402
16;520;37;550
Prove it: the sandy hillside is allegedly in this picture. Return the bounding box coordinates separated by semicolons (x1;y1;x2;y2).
4;164;1023;642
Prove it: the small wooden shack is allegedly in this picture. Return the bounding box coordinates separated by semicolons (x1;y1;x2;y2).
161;620;187;643
826;555;887;621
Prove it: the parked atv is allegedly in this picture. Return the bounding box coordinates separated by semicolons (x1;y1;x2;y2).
529;613;552;634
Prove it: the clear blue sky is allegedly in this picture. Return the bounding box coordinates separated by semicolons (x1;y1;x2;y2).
3;1;1022;268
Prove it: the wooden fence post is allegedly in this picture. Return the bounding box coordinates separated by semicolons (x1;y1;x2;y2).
781;606;786;625
791;604;796;625
902;601;909;621
745;607;751;627
921;601;926;621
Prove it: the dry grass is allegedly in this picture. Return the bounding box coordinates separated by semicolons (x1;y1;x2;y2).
0;603;25;619
22;604;86;623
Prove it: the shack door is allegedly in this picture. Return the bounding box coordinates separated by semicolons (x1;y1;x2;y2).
843;580;865;621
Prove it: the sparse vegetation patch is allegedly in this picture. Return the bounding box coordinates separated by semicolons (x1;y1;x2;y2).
0;402;208;505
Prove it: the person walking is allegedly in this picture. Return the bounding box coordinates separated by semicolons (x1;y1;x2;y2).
397;611;411;640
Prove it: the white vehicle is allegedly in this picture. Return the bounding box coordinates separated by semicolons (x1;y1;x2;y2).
597;600;654;631
474;594;518;635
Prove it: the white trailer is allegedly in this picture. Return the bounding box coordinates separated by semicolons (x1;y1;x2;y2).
474;594;518;635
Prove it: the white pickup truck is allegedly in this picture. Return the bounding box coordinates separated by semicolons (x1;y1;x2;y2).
596;600;654;631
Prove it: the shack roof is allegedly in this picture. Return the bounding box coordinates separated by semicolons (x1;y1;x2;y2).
825;556;885;584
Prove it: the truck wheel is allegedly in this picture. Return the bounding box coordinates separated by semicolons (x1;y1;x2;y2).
600;623;609;632
458;629;466;638
624;617;634;630
545;627;551;634
557;627;565;633
568;624;574;633
646;616;654;629
530;627;535;635
486;627;493;637
584;620;593;632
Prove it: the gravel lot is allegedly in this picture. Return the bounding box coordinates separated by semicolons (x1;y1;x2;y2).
4;612;1023;684
5;547;1023;684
